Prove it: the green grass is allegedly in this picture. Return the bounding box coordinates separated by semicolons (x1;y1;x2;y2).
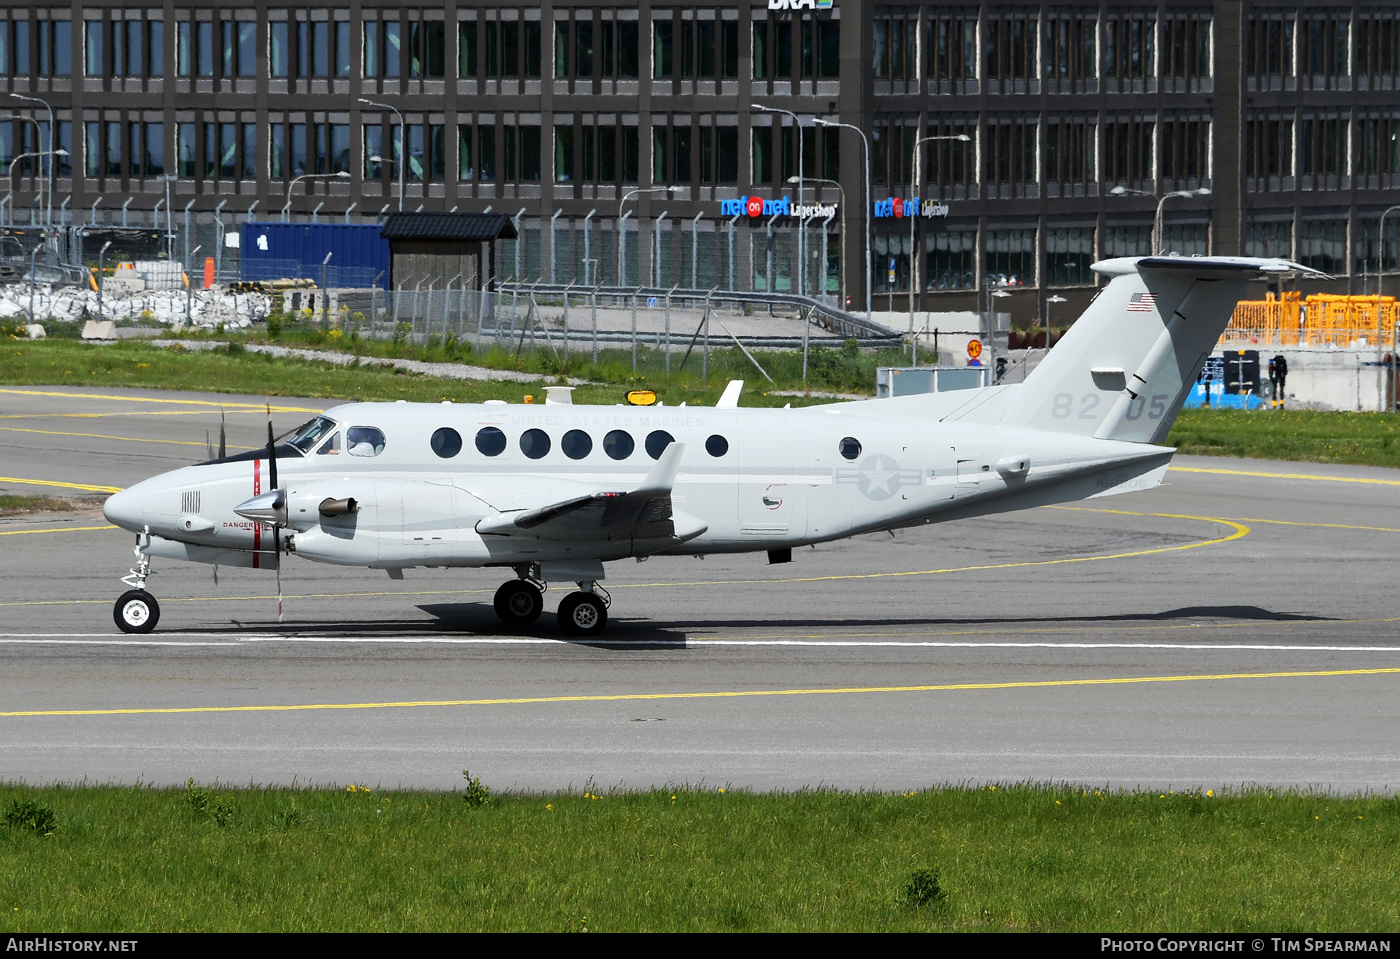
1167;408;1400;468
1;782;1397;931
0;495;75;514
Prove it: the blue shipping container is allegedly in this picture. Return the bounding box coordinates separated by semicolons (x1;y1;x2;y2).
239;223;390;290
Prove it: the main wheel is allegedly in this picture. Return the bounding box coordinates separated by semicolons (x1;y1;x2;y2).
557;591;608;637
493;580;543;626
114;589;160;634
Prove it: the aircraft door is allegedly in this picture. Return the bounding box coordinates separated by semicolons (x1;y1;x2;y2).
924;447;959;501
736;423;807;539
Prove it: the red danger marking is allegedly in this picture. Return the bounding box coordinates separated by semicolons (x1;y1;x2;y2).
893;198;904;218
967;339;983;359
746;196;764;217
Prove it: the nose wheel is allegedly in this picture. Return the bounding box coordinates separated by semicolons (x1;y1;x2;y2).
493;579;544;626
114;589;160;634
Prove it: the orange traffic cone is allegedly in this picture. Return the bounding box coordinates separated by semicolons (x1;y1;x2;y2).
203;257;215;290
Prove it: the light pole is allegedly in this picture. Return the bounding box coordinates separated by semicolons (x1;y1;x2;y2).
618;186;673;287
97;240;112;325
185;244;202;328
791;175;846;302
359;98;405;211
1376;204;1400;411
753;104;806;297
7;150;66;227
909;133;971;340
1044;294;1067;356
10;94;53;227
160;174;178;260
814;118;871;322
1110;186;1212;255
283;171;352;221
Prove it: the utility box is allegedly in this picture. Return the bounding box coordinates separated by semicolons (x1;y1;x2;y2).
239;223;390;290
877;367;991;398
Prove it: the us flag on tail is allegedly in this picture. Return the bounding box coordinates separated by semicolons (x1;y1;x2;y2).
1126;292;1157;312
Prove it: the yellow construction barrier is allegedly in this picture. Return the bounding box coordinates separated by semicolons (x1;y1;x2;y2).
1222;292;1399;349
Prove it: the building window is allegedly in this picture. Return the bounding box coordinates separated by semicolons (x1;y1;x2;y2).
985;13;1037;82
1300;116;1347;177
1160;223;1209;257
130;121;165;179
459;20;477;77
1246;222;1292;259
1301;15;1347;79
697;125;738;186
270;22;289;77
985;229;1035;287
925;230;975;291
929;15;977;81
1159;116;1209;183
1356;14;1400;81
6;20;28;76
1355;219;1400;274
873;15;916;81
810;18;837;79
752;124;772;185
482;18;539;80
1163;15;1211;79
984;119;1036;186
556;125;573;182
1103;113;1154;185
1046;228;1095;286
1104;15;1156;81
37;20;72;77
1043;118;1094;188
1043;15;1096;83
1357;116;1400;176
85;20;102;76
654;19;673;79
1103;225;1152;258
1246;15;1294;80
922;121;975;193
1300;223;1345;273
1246;115;1294;179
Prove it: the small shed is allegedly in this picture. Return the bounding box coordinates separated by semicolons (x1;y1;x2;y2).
379;212;517;294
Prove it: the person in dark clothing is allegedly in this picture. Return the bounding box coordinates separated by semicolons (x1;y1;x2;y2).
1269;355;1288;408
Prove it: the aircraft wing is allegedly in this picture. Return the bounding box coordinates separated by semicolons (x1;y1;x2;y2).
474;443;707;544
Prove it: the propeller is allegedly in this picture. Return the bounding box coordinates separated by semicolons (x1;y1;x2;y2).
219;410;227;459
266;407;284;622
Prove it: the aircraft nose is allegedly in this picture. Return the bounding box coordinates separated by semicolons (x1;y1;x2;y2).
102;486;145;532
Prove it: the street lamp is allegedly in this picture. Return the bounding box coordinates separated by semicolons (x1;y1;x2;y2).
10;93;54;227
909;133;972;335
1045;294;1067;355
753;104;806;297
1110;185;1212;255
618;186;673;286
813;118;871;322
789;175;845;302
6;150;67;228
283;171;352;221
1376;204;1400;411
359;98;405;211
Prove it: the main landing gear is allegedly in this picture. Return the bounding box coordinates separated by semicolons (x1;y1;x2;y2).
114;533;160;634
492;567;610;637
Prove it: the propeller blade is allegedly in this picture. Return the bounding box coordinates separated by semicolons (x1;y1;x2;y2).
206;429;213;462
219;411;226;459
266;421;278;491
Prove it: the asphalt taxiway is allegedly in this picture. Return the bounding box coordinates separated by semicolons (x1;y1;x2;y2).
1;385;1397;793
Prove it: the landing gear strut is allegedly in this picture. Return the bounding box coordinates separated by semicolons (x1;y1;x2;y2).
114;530;160;634
557;583;609;637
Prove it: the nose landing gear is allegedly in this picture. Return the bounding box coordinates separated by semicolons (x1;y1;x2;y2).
493;572;544;626
114;531;160;634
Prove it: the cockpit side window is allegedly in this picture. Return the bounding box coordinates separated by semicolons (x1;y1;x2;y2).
347;426;386;457
315;432;341;455
288;416;338;454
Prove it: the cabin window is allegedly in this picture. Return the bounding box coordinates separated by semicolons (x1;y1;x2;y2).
603;429;634;460
705;434;729;457
838;436;862;460
347;426;386;456
520;428;552;459
288;415;337;453
431;427;463;458
315;432;341;455
645;430;675;459
475;426;507;456
561;429;593;459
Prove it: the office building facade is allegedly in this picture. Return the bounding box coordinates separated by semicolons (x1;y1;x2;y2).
1;1;1396;315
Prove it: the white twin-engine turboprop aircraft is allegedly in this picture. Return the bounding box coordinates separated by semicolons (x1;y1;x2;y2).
103;255;1312;636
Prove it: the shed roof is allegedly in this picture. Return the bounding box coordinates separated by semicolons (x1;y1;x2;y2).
380;212;517;242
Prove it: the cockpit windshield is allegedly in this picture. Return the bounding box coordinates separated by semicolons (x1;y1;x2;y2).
285;416;339;454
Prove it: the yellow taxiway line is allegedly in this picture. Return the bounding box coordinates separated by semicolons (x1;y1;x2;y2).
0;476;123;493
0;425;254;450
4;666;1397;718
1170;465;1400;487
0;387;320;414
0;525;117;537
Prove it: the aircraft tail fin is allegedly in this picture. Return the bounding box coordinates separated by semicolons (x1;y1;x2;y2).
1001;256;1316;444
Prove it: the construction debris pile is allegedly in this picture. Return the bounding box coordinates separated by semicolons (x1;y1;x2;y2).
0;282;270;329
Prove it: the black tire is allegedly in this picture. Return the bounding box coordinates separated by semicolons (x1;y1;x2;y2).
493;580;543;626
557;592;608;637
114;589;160;634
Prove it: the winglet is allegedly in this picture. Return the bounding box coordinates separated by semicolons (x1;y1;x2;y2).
636;442;685;494
716;380;744;409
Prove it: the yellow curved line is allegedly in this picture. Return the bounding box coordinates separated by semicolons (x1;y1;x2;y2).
4;666;1397;718
0;426;254;451
1170;465;1400;487
0;388;320;413
0;525;117;537
0;476;123;493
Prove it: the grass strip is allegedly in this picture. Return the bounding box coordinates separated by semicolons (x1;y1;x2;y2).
0;495;76;514
1;781;1397;932
5;340;1400;466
